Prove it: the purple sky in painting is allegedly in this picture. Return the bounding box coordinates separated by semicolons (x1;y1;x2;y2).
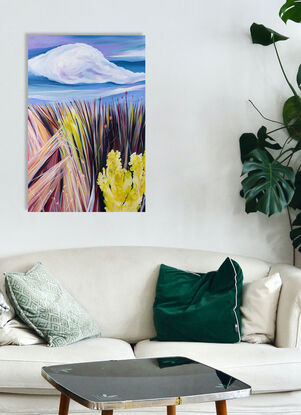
28;35;145;103
28;35;145;60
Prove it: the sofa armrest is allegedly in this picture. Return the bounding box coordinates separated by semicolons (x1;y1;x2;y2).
270;264;301;348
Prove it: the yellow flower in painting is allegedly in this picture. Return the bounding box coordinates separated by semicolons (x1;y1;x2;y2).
97;150;145;212
59;108;86;168
60;108;84;143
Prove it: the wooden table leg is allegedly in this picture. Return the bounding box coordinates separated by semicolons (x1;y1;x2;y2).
167;405;176;415
58;393;70;415
102;411;114;415
215;400;227;415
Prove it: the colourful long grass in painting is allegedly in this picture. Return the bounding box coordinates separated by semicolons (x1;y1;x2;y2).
28;98;145;212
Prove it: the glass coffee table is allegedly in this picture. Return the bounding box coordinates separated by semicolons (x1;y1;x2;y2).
42;356;251;415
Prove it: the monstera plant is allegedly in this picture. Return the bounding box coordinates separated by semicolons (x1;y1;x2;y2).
239;0;301;265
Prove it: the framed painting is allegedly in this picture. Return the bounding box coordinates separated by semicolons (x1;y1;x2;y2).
27;35;145;212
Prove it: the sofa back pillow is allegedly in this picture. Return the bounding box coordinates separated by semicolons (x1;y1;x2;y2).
0;318;45;346
153;257;243;343
0;276;15;327
5;262;100;347
0;290;10;312
241;272;282;344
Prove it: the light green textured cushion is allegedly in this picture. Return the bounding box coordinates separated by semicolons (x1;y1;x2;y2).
4;262;100;347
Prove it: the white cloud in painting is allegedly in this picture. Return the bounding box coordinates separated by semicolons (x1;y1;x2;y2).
109;48;145;61
28;43;145;85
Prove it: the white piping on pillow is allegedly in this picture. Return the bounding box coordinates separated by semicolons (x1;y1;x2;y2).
229;258;241;342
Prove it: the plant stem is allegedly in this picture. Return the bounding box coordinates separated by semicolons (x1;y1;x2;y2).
273;40;298;97
267;126;288;134
278;136;292;158
279;151;294;164
276;136;293;163
248;100;284;125
287;206;296;266
286;152;294;166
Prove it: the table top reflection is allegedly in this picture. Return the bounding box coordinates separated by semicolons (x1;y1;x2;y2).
42;356;251;410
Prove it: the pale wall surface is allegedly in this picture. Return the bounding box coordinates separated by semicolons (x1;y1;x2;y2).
0;0;300;266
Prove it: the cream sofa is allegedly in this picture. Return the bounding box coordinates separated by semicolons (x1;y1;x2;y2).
0;246;301;415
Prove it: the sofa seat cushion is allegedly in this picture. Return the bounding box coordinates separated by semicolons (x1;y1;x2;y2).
0;338;134;394
134;340;301;394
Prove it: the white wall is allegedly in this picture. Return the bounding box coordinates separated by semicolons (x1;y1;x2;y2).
0;0;300;266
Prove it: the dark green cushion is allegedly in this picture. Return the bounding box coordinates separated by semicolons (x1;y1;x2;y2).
153;258;243;343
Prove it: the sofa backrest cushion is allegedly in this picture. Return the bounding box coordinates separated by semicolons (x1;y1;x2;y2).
0;247;271;343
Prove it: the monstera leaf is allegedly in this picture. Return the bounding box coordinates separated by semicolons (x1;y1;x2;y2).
239;134;258;163
290;212;301;252
283;95;301;141
250;23;288;46
257;126;282;150
297;64;301;90
239;126;281;162
280;0;301;23
241;148;295;216
290;171;301;209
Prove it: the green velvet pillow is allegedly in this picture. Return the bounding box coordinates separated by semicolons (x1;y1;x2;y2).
153;257;243;343
5;262;100;347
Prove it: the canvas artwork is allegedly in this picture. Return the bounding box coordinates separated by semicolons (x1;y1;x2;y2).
28;35;145;212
